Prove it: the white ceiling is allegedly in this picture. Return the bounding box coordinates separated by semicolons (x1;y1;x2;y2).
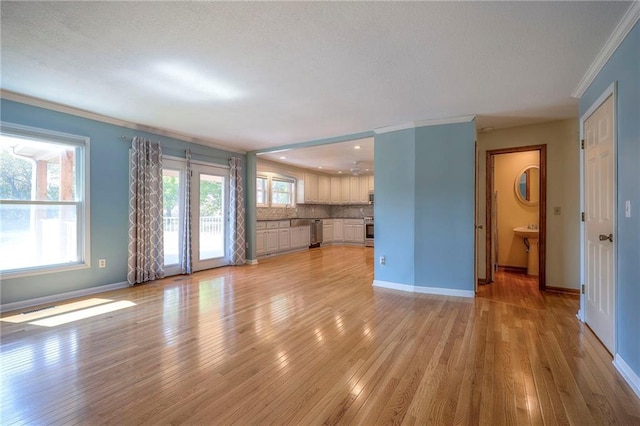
260;137;374;175
0;1;631;156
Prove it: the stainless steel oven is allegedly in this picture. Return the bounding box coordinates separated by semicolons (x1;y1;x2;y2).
364;216;374;247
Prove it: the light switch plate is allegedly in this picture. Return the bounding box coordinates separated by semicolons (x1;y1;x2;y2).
625;200;631;218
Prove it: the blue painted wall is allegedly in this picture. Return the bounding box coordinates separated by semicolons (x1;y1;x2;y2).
374;129;416;285
414;122;475;289
0;99;243;306
579;22;640;374
374;121;475;291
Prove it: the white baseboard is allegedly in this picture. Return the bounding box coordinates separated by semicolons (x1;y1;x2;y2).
614;354;640;399
245;259;259;265
1;281;129;313
372;280;475;298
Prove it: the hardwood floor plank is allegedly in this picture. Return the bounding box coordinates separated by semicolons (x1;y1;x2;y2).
2;247;639;425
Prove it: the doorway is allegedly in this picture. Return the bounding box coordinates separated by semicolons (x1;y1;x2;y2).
162;158;229;275
485;145;547;290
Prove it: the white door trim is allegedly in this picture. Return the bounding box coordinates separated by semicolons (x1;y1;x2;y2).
578;82;617;354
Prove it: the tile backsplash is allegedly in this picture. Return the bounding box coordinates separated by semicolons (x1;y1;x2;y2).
256;203;373;220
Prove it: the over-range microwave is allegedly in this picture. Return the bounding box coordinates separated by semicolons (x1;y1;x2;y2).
368;191;374;204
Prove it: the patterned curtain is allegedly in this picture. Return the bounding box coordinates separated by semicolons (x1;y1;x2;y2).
127;137;165;285
181;149;193;274
228;157;246;265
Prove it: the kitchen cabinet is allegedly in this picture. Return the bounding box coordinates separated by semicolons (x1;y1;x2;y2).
265;230;279;253
330;177;341;204
278;228;290;250
368;175;374;192
358;176;369;203
256;230;266;255
349;177;360;203
323;219;333;243
318;175;331;203
290;225;310;248
344;219;364;243
340;177;350;204
301;173;319;203
333;219;344;241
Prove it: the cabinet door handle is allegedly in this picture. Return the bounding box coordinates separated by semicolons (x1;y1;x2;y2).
599;234;613;242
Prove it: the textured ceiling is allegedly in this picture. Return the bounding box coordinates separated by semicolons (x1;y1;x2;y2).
0;1;631;154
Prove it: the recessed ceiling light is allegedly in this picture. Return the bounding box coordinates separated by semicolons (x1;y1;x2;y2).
338;171;342;174
279;156;287;160
317;166;323;169
354;145;361;150
365;169;370;171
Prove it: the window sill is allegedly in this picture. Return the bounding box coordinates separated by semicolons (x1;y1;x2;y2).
1;262;91;280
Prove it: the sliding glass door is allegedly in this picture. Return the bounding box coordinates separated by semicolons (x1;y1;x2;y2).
162;158;229;274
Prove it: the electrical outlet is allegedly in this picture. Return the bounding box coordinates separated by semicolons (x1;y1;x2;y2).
379;256;386;265
98;258;106;268
625;200;631;218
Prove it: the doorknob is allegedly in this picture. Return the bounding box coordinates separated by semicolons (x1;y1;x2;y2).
599;234;613;242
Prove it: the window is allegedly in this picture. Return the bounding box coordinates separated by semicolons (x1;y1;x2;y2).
271;178;294;207
256;176;267;206
0;122;89;277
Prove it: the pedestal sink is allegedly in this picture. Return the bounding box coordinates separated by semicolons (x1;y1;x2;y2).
513;227;539;276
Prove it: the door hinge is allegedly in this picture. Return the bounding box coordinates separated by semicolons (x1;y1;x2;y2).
581;139;585;149
581;284;585;294
581;212;585;222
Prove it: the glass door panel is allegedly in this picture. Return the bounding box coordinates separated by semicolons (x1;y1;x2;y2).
192;165;228;271
162;167;182;270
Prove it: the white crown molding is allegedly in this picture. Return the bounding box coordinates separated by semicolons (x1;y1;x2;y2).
414;114;476;129
0;281;129;313
374;115;476;135
0;90;246;154
572;1;640;98
373;122;415;135
614;354;640;399
373;279;475;298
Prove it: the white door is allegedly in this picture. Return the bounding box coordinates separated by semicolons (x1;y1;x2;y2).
192;164;229;271
584;94;615;353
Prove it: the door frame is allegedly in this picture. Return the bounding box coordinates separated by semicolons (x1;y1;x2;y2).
578;82;617;350
485;144;547;290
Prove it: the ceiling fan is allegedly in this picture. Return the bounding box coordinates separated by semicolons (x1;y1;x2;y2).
350;161;361;176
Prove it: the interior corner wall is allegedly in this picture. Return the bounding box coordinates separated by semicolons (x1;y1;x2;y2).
373;129;416;285
373;121;475;292
579;21;640;376
414;122;475;291
0;99;244;307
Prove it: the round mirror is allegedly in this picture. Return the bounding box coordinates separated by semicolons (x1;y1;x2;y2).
515;165;539;205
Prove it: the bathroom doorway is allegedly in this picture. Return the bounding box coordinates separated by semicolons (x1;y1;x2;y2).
486;145;547;290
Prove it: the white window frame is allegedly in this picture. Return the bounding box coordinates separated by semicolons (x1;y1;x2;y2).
256;175;268;207
0;122;90;279
270;177;295;207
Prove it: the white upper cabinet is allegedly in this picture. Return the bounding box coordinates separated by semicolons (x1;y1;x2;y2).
368;175;374;192
318;175;331;203
340;177;350;204
330;177;341;204
358;176;369;203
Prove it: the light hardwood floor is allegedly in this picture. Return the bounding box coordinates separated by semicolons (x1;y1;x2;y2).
1;246;639;425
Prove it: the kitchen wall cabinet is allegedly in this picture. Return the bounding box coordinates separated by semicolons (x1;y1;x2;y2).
358;176;369;203
349;177;360;203
318;175;331;203
368;175;374;192
300;172;319;203
340;177;350;204
330;177;341;204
